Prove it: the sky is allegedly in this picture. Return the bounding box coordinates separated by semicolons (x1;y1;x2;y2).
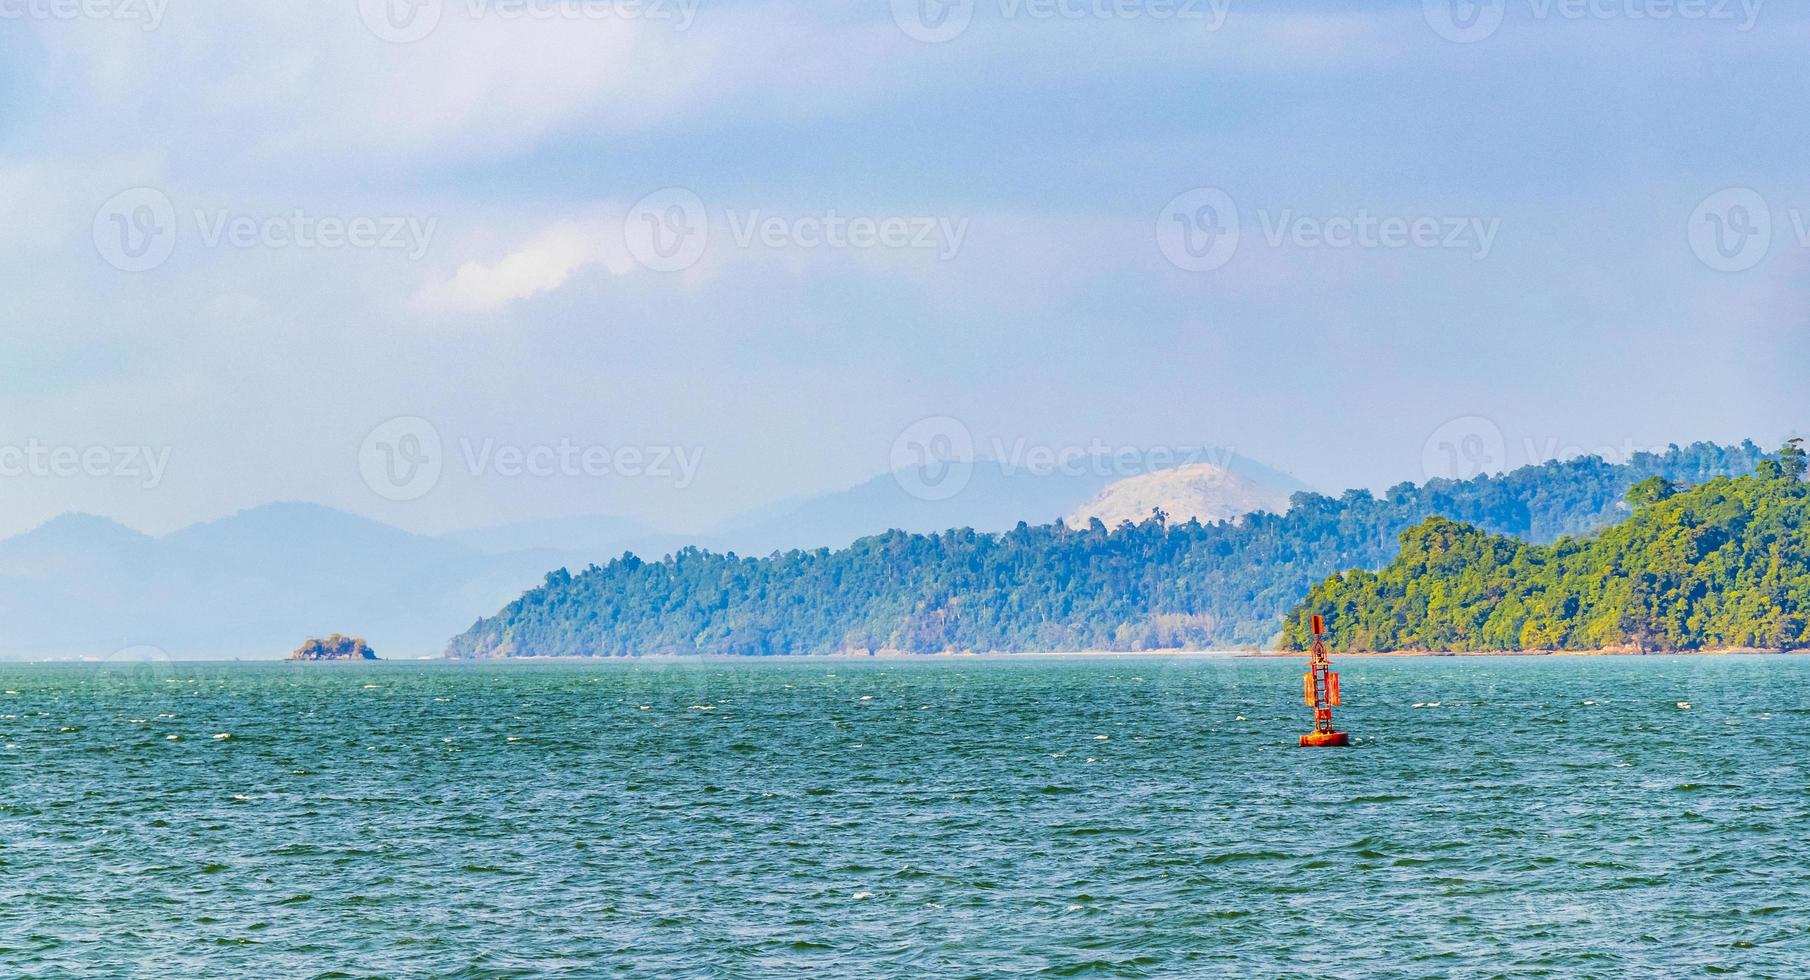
0;0;1805;539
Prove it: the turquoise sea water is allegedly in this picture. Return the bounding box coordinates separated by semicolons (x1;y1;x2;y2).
3;655;1808;977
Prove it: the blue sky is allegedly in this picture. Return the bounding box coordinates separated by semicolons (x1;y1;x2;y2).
0;0;1804;537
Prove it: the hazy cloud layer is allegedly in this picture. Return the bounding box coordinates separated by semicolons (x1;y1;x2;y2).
2;1;1805;538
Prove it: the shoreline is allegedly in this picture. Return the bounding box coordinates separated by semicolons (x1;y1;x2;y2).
1250;647;1810;659
438;646;1810;663
17;647;1810;665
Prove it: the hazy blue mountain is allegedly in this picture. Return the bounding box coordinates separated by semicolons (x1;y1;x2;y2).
0;451;1311;659
702;451;1311;555
0;513;157;575
0;504;560;660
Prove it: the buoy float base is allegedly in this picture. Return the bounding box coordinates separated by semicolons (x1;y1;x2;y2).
1298;731;1350;748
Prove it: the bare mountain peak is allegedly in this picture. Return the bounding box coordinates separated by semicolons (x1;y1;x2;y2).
1065;463;1293;529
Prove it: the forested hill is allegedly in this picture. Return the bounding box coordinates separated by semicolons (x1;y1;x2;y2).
446;442;1770;657
1281;446;1810;653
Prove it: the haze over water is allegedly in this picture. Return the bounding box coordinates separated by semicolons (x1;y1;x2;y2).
2;656;1804;976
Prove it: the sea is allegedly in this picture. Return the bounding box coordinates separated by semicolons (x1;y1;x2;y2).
2;654;1806;977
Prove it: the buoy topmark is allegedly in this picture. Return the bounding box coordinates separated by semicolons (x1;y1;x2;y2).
1298;614;1351;748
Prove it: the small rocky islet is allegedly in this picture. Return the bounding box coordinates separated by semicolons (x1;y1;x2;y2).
288;634;378;661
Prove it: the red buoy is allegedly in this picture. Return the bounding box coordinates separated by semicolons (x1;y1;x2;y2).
1298;614;1351;747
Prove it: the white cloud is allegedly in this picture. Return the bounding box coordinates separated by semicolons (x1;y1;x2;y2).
411;219;629;313
14;5;1435;183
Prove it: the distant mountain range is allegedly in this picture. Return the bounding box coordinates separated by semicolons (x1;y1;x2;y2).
0;504;557;660
0;450;1309;659
701;451;1309;555
447;442;1774;658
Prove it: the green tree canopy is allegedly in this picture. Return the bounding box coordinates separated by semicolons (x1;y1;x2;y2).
449;442;1770;657
1284;447;1810;654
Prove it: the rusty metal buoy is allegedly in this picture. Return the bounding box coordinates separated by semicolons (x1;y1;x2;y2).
1299;615;1350;747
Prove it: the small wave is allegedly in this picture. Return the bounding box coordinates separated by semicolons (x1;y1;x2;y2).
1200;850;1293;865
